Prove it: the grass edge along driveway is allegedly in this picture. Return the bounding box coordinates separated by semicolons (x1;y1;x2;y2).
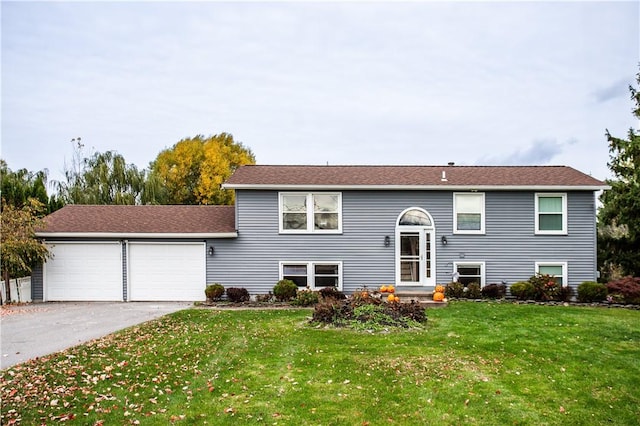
1;302;639;425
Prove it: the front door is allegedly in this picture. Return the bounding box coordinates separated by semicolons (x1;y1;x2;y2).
395;208;436;287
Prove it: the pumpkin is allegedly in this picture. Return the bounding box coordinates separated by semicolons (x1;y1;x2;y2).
361;291;369;298
387;285;395;294
435;285;446;293
380;285;388;293
394;295;400;303
433;291;445;302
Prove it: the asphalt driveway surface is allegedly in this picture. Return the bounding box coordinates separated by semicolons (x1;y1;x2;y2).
1;302;191;369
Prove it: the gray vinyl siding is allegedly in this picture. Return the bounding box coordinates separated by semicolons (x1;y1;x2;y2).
207;189;598;294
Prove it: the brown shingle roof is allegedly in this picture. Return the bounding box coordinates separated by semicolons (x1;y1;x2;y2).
224;165;607;189
38;205;236;236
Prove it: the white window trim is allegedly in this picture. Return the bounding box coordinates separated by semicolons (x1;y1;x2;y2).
453;192;485;235
535;193;567;235
535;261;568;287
452;261;486;287
279;261;343;291
279;192;343;234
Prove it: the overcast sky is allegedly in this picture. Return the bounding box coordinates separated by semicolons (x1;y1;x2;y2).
2;1;639;186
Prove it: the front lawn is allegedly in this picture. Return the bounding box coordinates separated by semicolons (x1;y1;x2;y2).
1;302;639;425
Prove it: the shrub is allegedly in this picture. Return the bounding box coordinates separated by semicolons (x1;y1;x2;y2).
529;274;559;301
310;298;427;330
481;283;507;299
557;285;574;302
510;281;534;300
606;276;640;304
291;289;320;306
465;282;482;299
445;281;464;298
319;286;346;301
577;281;608;303
205;283;225;301
226;287;250;303
273;279;298;301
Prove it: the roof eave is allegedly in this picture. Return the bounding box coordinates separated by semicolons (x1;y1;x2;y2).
35;232;239;239
223;184;610;191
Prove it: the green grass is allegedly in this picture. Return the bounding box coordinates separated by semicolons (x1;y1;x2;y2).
1;302;639;425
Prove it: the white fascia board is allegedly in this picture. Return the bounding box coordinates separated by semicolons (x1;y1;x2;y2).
35;232;238;239
223;184;610;191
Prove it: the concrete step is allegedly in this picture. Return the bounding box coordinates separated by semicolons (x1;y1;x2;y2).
391;291;448;308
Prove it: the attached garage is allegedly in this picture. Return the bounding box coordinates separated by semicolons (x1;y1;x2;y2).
128;242;206;301
44;242;122;301
34;205;238;302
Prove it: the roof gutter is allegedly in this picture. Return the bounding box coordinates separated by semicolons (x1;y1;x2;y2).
35;232;239;239
223;184;611;191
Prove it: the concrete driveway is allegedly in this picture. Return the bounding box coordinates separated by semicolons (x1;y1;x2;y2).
1;302;191;369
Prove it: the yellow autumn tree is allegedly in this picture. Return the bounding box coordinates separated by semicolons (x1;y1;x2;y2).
149;133;255;205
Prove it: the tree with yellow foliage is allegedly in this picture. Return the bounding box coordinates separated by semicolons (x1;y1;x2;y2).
149;133;255;205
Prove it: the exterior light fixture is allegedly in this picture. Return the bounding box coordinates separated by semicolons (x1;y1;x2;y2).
208;246;215;256
441;236;448;245
384;236;391;247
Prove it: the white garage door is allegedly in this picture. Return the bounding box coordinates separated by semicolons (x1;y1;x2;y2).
45;242;123;301
128;243;206;301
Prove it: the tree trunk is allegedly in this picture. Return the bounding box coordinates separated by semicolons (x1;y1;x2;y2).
3;268;11;304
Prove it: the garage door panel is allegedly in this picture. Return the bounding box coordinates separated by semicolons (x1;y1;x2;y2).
129;243;205;301
45;243;122;301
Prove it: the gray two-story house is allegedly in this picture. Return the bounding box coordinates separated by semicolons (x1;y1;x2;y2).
33;164;608;301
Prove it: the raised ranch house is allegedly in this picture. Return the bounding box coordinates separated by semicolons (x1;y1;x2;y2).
32;164;608;302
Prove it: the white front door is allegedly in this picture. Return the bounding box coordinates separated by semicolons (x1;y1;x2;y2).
397;229;434;286
395;208;436;287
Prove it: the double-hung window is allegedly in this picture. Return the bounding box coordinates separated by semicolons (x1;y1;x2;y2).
535;262;567;287
454;193;485;234
535;193;567;234
280;262;342;290
280;193;342;233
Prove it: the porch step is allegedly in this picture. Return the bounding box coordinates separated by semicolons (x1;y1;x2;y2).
394;291;448;308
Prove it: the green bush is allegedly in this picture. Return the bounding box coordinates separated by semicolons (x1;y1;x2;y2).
273;279;298;301
510;281;534;300
291;289;320;306
226;287;250;303
445;281;464;298
577;281;607;303
466;282;482;299
205;283;225;301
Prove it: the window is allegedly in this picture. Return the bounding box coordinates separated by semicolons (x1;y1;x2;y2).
453;262;485;287
454;193;485;234
280;193;342;233
535;193;567;234
535;262;567;287
280;262;342;290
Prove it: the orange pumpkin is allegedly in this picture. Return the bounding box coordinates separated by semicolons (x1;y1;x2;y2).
380;285;388;293
361;291;369;298
433;291;445;302
394;295;400;303
387;285;395;294
387;294;396;302
435;285;446;293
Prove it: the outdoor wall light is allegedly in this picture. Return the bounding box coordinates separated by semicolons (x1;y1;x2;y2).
208;246;215;256
441;236;448;245
384;236;391;247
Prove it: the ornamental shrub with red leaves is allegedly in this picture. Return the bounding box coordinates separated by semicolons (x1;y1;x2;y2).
606;276;640;304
